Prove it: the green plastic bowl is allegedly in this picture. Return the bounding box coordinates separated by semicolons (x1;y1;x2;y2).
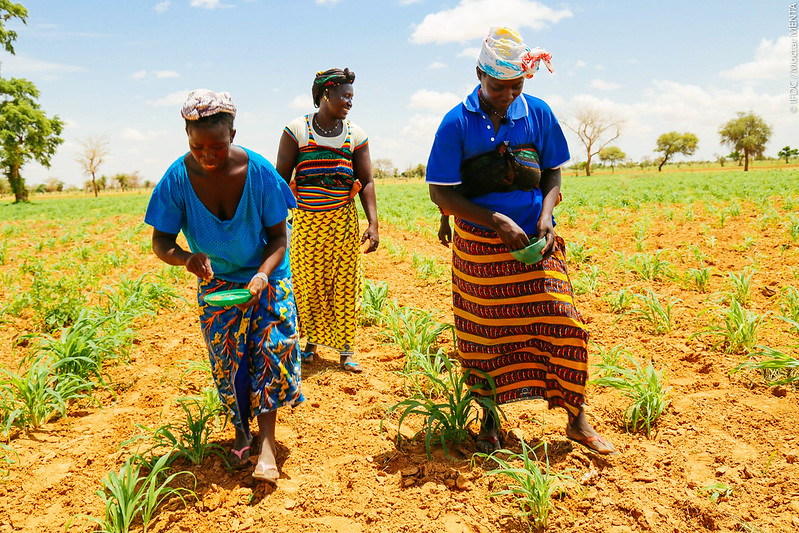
204;289;253;307
510;236;547;265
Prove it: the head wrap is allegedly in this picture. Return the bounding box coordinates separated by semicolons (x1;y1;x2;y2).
181;89;237;120
476;27;554;80
312;68;356;107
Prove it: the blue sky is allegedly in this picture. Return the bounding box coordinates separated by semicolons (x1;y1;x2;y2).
2;0;796;186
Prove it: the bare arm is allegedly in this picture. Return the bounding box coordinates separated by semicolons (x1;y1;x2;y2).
275;131;299;183
536;167;562;254
428;184;529;251
152;228;214;280
353;144;379;253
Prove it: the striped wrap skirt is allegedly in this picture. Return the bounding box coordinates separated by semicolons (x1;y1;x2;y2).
452;218;589;418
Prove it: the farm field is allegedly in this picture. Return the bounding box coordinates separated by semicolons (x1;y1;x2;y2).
1;167;798;533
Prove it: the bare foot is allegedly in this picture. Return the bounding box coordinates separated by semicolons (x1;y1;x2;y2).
565;408;617;455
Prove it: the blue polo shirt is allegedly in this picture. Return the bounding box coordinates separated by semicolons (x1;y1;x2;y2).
145;147;296;283
426;85;570;234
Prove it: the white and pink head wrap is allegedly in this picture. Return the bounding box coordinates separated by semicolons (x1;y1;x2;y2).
476;27;554;80
181;89;237;120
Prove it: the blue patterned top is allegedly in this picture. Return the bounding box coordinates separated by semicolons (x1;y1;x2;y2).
426;85;570;234
145;147;295;283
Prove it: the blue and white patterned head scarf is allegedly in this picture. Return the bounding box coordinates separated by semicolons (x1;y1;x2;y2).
181;89;237;120
476;27;554;80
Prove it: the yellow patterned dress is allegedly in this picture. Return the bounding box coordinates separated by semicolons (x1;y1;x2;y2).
285;116;365;353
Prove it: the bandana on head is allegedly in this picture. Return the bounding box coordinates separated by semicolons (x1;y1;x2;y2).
476;27;554;80
181;89;237;120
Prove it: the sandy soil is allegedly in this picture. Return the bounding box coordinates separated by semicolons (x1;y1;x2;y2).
1;200;798;533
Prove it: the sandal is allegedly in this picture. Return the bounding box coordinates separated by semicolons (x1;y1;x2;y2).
475;434;501;454
300;350;315;364
253;460;280;484
340;354;362;373
227;443;251;469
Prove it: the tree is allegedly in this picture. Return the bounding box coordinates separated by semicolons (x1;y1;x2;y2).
76;135;110;197
565;106;622;176
718;112;772;172
0;2;27;54
372;158;395;179
778;146;799;163
654;131;698;172
113;171;141;190
598;146;626;173
0;77;64;202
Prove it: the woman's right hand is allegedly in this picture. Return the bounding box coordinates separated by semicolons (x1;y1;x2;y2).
492;212;530;251
185;252;214;281
438;215;452;247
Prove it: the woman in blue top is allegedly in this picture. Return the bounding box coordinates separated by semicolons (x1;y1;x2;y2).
145;90;303;483
427;28;615;455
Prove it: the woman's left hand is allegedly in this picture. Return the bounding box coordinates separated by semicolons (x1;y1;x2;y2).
361;223;379;253
236;275;267;311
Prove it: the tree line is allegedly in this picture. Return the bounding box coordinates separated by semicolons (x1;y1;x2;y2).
567;106;786;176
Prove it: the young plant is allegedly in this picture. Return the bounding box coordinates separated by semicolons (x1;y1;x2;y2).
684;267;712;293
693;299;766;354
779;286;799;331
0;355;98;433
572;265;601;296
731;344;799;386
698;482;733;503
0;442;17;479
726;267;755;307
411;253;446;281
626;251;671;281
380;302;451;356
473;438;575;530
401;348;450;397
360;279;389;326
566;241;593;265
590;355;671;436
623;290;678;334
602;288;634;314
590;343;630;379
89;452;196;533
382;358;502;458
123;396;226;468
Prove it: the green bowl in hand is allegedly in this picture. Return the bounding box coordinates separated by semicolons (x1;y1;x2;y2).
510;236;547;265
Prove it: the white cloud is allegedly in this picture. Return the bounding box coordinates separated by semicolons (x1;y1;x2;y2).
191;0;223;8
400;114;445;144
154;1;170;13
150;90;192;107
399;0;422;5
315;0;341;4
411;0;572;44
0;54;85;78
428;61;446;69
561;80;789;162
590;79;620;91
408;89;461;113
121;128;168;141
133;70;180;79
289;94;313;110
574;60;586;69
720;35;788;81
457;47;480;58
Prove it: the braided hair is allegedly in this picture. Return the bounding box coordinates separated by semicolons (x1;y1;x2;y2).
312;68;356;107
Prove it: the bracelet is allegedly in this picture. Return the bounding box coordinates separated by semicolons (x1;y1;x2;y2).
252;272;269;285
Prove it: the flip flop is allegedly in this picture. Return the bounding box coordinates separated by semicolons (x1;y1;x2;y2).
228;444;251;469
253;461;280;484
475;434;501;454
567;434;617;455
300;350;315;364
340;355;363;373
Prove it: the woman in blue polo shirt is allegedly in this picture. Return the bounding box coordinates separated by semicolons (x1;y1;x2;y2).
145;90;303;483
427;28;615;455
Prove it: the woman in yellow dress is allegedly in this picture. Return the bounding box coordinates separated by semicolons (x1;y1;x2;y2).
275;68;379;373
